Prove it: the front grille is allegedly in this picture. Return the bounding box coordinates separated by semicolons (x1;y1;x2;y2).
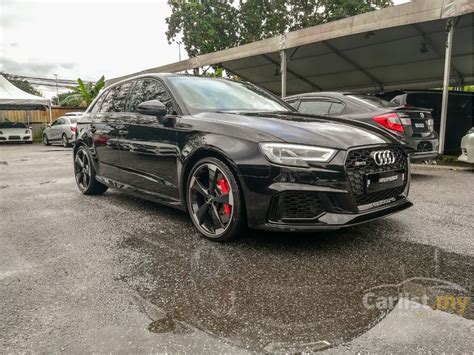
271;192;324;221
8;135;21;140
345;146;408;206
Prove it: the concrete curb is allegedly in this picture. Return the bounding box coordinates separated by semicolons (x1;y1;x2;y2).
412;164;474;172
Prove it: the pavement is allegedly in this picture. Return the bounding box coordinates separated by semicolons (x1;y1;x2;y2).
0;144;473;353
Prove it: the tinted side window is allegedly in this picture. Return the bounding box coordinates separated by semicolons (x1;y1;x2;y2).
329;102;344;114
128;79;174;114
100;82;132;113
299;100;331;115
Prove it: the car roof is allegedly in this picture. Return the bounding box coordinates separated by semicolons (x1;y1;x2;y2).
107;73;238;90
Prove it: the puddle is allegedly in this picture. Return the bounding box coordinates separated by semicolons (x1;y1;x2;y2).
119;228;473;352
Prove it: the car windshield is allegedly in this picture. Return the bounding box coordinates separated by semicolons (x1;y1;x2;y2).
167;76;291;113
349;94;398;108
0;121;27;129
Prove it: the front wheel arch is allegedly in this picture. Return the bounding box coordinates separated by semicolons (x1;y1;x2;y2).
181;148;247;222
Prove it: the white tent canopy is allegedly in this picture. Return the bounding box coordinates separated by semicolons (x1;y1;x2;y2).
0;75;50;110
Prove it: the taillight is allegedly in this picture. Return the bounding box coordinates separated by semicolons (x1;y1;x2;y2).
372;113;405;133
70;126;77;133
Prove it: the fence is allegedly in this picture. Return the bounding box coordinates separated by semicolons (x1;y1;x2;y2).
0;107;86;124
0;107;86;141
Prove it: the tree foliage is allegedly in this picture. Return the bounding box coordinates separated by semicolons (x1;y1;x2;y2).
54;76;106;107
166;0;393;56
1;72;43;96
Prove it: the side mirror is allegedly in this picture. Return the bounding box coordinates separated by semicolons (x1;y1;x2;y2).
47;124;51;128
137;100;167;118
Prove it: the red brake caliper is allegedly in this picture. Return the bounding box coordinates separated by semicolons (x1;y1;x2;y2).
217;177;232;216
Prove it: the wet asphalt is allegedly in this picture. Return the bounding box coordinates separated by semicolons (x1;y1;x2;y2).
0;144;473;353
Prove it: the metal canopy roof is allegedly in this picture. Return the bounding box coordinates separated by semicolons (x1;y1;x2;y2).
108;0;473;96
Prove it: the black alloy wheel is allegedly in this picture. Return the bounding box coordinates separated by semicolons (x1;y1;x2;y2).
187;158;242;241
74;146;108;195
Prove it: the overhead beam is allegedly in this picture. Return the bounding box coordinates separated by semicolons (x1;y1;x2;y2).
322;41;383;90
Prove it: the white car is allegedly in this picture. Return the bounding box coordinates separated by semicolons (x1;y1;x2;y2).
0;121;33;143
458;127;474;163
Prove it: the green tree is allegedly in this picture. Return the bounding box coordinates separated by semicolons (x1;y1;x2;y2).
166;0;393;56
166;0;239;57
63;76;106;107
1;72;43;96
51;91;83;107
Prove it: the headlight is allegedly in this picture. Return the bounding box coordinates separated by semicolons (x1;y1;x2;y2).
259;143;336;167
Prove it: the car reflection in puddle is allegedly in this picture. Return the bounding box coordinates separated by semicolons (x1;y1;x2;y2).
119;224;473;352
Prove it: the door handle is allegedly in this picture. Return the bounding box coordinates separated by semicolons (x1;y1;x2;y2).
118;129;129;136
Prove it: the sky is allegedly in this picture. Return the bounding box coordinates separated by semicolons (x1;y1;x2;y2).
1;0;410;97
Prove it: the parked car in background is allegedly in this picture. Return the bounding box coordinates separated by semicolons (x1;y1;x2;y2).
74;74;412;242
285;92;439;162
380;90;473;155
459;127;474;164
43;116;78;147
64;112;84;118
0;121;33;143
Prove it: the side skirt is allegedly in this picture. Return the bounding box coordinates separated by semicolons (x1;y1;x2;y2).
95;175;185;211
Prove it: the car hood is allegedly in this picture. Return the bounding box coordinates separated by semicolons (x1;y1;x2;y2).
197;111;394;150
0;128;28;135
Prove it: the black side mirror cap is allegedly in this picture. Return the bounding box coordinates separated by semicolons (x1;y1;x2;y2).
137;100;167;118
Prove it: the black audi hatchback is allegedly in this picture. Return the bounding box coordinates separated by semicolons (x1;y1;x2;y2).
74;74;412;241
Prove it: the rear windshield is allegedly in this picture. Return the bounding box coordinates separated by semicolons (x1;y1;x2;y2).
349;95;398;108
0;121;27;129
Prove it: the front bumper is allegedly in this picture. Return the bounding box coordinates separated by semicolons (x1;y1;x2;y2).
261;198;413;231
239;145;412;231
0;133;32;142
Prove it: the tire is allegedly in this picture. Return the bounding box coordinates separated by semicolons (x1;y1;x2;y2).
74;146;108;195
62;133;71;147
43;134;51;146
186;157;243;242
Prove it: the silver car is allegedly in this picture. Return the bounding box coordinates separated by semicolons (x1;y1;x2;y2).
42;116;78;147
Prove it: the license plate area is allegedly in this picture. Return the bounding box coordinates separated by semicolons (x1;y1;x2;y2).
366;170;404;193
412;119;428;132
